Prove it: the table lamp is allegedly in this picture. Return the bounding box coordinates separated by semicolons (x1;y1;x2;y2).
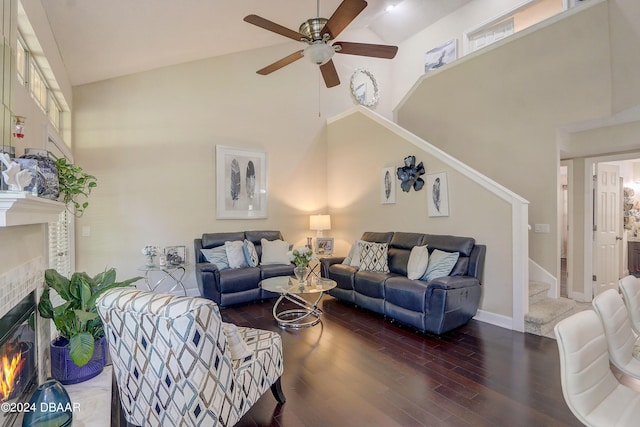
310;214;331;237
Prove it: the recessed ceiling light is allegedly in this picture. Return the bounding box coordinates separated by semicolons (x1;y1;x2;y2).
385;4;396;12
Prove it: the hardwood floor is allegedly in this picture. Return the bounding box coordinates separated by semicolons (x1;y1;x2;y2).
222;296;584;427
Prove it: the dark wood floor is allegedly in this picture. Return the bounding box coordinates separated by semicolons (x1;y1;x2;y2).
220;296;584;427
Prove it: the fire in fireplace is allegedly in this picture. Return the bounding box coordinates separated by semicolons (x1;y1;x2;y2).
0;291;38;427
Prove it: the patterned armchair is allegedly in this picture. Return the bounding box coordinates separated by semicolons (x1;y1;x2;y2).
96;288;285;426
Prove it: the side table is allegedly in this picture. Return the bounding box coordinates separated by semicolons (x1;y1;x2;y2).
138;264;188;296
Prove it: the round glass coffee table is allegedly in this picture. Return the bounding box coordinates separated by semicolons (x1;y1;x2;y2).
260;276;337;328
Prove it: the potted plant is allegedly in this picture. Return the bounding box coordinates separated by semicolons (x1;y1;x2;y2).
54;156;97;217
38;268;140;384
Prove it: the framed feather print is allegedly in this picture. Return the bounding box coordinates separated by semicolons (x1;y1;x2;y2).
216;145;268;219
381;167;396;204
426;172;449;217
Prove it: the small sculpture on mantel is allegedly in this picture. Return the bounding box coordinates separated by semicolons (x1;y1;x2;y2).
0;153;32;191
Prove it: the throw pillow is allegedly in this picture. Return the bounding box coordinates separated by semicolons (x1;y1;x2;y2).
200;247;229;270
342;240;363;267
225;240;248;269
358;241;390;272
243;239;259;267
421;249;460;281
260;239;291;265
222;322;252;360
407;245;429;280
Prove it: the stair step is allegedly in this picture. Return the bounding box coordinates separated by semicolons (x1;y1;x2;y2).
529;281;550;304
525;297;576;337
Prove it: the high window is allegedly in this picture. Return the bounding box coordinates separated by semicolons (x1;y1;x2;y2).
16;31;64;130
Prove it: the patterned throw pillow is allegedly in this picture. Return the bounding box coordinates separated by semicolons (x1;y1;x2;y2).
222;322;252;360
225;241;248;269
200;246;229;270
358;241;390;272
243;239;259;267
421;249;459;281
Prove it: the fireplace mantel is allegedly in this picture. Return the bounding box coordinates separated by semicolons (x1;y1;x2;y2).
0;193;65;226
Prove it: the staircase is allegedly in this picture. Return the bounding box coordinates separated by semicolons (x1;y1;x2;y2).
525;282;576;338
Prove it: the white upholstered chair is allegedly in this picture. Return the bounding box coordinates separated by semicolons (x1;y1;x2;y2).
592;289;640;379
554;310;640;426
619;275;640;336
96;288;285;426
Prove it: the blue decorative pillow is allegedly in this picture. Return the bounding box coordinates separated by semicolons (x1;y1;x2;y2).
243;239;259;267
200;246;229;270
421;249;459;281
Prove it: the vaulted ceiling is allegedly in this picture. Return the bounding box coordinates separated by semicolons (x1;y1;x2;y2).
40;0;471;86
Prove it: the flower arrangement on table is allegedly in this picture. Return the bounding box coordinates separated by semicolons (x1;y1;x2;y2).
289;246;316;267
142;245;161;267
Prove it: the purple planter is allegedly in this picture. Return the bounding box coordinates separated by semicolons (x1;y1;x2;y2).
50;336;106;385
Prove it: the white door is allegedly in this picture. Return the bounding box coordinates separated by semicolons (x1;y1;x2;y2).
593;163;621;296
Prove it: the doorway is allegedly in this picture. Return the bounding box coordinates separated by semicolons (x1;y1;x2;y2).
581;154;640;300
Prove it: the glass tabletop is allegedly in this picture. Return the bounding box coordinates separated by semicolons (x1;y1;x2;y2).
260;275;337;295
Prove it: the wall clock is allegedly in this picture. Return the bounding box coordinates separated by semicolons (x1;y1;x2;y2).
350;68;379;107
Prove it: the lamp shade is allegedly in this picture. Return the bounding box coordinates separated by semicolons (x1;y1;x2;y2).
310;214;331;231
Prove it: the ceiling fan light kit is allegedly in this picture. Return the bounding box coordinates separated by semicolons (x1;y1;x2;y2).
244;0;398;88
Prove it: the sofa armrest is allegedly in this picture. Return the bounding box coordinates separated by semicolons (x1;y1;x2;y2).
426;275;479;290
196;262;221;302
320;257;346;278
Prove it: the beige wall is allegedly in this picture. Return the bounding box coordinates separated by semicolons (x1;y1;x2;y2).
395;2;612;280
327;109;516;318
609;0;640;114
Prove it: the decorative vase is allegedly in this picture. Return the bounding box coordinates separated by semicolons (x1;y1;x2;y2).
20;148;59;200
50;336;107;385
22;379;73;427
145;254;157;268
294;266;309;284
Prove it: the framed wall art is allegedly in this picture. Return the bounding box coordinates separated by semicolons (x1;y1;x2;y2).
426;172;449;217
216;145;268;219
164;245;186;266
315;237;334;256
424;39;457;73
381;167;396;204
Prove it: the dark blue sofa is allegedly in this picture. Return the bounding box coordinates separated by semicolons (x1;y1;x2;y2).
320;231;486;335
194;230;294;307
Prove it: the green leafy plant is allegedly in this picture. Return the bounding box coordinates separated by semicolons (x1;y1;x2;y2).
55;157;97;217
38;268;141;367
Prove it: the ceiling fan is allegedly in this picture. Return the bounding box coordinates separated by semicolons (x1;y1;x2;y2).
244;0;398;88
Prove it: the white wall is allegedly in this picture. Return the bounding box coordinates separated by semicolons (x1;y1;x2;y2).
395;1;613;280
326;109;519;320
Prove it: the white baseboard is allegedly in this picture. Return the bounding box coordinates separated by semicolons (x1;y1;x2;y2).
568;290;590;303
474;309;515;331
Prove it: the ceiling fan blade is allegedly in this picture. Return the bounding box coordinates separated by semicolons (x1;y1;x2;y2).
320;60;340;88
334;41;398;59
256;50;304;75
244;15;308;42
321;0;368;40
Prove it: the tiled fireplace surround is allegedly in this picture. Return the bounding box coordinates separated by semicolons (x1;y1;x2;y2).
0;257;51;386
1;254;116;427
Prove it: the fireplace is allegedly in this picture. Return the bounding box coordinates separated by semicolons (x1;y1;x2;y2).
0;291;38;427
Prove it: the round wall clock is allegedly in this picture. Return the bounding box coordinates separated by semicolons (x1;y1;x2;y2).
350;68;379;107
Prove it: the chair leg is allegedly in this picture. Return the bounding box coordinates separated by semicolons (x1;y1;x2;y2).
270;377;286;403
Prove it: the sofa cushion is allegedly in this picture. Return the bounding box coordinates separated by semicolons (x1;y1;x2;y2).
328;264;357;291
354;271;389;298
385;277;429;312
243;239;259;267
260;239;291;265
424;234;474;257
407;245;429;280
260;264;294;280
361;231;394;244
388;232;426;275
358;241;390;272
226;241;249;269
202;232;246;249
422;250;460;281
219;267;262;293
200;247;230;270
